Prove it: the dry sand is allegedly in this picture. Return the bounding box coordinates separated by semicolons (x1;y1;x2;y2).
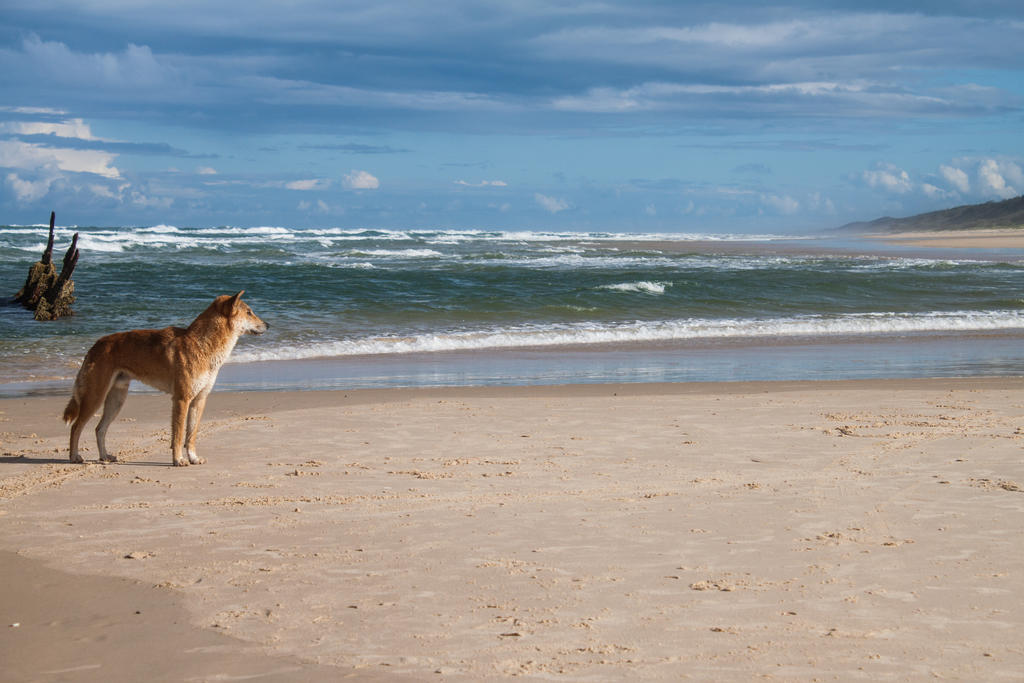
2;379;1024;680
871;229;1024;250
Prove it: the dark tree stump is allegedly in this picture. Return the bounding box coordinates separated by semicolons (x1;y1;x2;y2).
14;212;80;320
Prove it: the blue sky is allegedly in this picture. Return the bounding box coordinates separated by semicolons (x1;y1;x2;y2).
1;1;1022;233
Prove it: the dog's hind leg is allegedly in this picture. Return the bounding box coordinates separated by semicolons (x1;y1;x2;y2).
69;414;90;464
95;373;130;463
185;389;210;465
68;377;106;464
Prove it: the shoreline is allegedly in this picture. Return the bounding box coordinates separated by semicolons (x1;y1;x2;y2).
3;377;1023;679
5;329;1024;399
581;230;1024;258
867;227;1024;250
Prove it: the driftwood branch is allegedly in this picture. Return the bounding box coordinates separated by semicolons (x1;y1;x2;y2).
14;211;80;320
41;211;55;265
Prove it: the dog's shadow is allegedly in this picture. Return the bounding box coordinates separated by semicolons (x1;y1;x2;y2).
0;455;69;465
0;455;174;467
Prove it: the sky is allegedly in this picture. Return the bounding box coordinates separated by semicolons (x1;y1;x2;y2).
1;1;1023;233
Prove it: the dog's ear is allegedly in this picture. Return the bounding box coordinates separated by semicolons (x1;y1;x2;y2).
224;290;244;312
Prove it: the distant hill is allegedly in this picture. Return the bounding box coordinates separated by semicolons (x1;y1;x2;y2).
841;195;1024;233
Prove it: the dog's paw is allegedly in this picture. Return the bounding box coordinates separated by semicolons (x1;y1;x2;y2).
100;453;119;463
188;455;206;465
173;458;190;467
69;453;85;464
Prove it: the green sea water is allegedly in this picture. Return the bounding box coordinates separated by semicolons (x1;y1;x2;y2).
2;224;1023;394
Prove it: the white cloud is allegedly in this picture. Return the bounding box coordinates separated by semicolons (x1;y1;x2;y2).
342;169;379;190
554;77;970;120
552;80;861;113
853;158;1022;206
128;190;173;209
0;139;121;179
977;159;1020;199
535;192;570;213
0;105;67;116
5;173;54;203
862;163;913;194
532;14;1015;86
999;160;1024;190
87;183;120;199
0;115;123;188
648;21;811;49
921;183;952;199
245;75;508;113
534;19;843;59
807;192;836;214
1;118;97;140
197;166;218;175
298;199;331;213
286;178;331;191
454;179;508;187
18;34;176;89
940;164;970;194
761;193;800;214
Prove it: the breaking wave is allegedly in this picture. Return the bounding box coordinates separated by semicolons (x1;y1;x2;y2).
232;310;1024;363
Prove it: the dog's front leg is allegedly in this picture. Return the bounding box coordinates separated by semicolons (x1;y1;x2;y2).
171;394;191;466
185;389;210;465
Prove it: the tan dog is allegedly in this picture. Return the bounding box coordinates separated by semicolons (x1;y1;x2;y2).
63;291;267;466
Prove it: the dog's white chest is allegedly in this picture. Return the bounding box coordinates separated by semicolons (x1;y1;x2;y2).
190;368;220;396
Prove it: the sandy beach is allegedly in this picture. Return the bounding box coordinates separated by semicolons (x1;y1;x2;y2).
2;379;1023;680
577;230;1024;261
870;228;1024;250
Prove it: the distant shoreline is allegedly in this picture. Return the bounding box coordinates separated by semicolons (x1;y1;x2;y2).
866;228;1024;249
580;230;1024;258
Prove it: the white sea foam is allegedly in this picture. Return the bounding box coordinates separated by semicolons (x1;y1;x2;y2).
137;224;181;233
847;258;977;271
4;225;804;248
458;253;682;269
347;248;444;258
231;310;1024;363
73;231;202;252
599;281;670;294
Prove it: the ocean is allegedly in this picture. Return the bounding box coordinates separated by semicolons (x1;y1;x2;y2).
2;224;1023;397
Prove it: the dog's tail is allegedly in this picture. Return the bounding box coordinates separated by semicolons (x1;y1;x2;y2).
63;361;88;424
62;396;79;425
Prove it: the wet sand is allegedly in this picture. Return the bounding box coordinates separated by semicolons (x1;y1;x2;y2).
2;379;1023;680
580;227;1024;256
0;549;348;682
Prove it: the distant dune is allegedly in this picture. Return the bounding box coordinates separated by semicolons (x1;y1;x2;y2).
841;195;1024;233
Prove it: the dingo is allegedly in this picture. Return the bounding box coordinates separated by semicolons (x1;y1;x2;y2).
63;291;267;466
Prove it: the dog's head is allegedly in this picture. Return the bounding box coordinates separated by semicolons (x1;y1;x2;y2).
220;291;268;335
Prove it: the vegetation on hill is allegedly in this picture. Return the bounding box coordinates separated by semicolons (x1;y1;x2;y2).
842;195;1024;233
